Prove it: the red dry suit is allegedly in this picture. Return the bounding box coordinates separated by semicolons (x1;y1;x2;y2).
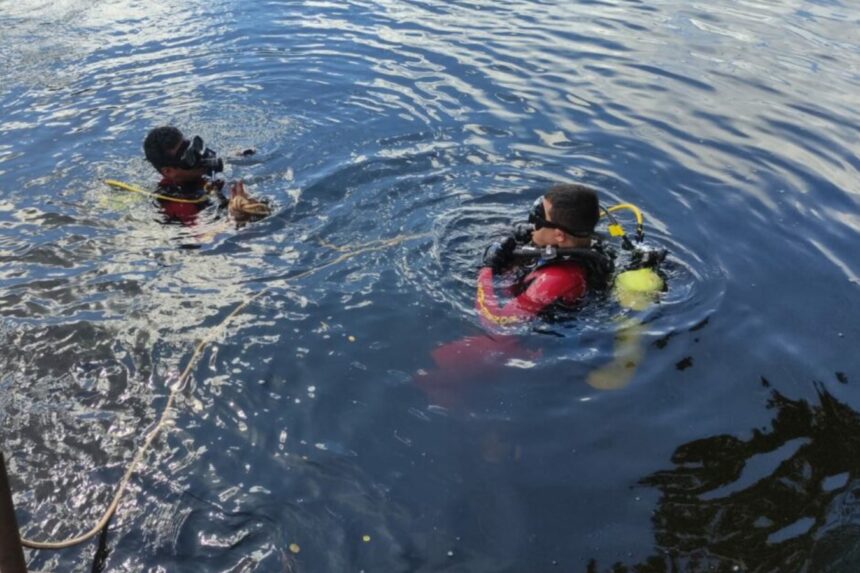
156;177;216;225
417;261;588;407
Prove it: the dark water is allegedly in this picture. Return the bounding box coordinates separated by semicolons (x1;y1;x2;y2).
1;0;858;571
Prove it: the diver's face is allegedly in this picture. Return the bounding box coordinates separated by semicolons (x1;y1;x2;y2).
531;198;566;247
160;140;207;183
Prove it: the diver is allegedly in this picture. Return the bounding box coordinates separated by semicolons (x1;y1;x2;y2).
479;182;668;389
417;183;666;405
477;183;613;326
142;126;270;225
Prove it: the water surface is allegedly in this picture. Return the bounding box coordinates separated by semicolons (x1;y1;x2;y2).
1;0;859;570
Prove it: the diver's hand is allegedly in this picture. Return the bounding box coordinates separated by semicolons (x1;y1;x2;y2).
482;236;517;271
204;179;225;193
204;179;228;208
512;223;534;244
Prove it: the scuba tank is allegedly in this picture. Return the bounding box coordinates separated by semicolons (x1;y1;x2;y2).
601;202;666;310
614;244;666;310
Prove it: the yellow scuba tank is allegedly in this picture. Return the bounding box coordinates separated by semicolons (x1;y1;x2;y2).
587;203;666;390
613;267;664;311
599;204;665;310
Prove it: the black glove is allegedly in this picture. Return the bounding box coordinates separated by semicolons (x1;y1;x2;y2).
512;223;534;244
482;236;517;271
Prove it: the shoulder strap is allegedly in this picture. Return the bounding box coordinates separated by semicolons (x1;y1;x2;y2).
513;244;615;290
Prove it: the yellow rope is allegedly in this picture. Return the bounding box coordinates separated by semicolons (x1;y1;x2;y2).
316;234;430;254
475;280;521;326
19;232;427;550
104;179;211;204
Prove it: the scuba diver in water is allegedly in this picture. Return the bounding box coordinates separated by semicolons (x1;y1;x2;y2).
477;183;613;327
418;183;666;405
418;184;611;405
142;125;270;225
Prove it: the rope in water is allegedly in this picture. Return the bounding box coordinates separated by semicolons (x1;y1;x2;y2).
19;232;430;550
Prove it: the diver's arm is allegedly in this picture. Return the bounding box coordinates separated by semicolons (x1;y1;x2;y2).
476;265;586;327
525;265;587;307
476;267;539;326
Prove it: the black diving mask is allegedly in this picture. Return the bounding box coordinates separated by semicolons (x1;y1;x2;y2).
527;196;591;238
174;136;224;174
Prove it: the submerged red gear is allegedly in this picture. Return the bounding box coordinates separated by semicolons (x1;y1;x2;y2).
157;177;212;224
417;260;588;407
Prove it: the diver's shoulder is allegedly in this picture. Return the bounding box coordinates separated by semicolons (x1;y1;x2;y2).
157;180;205;198
535;260;587;280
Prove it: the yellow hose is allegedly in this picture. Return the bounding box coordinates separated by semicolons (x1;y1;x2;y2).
104;179;211;204
605;203;644;227
600;202;646;242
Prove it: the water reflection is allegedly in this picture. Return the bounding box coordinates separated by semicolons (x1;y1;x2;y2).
623;379;860;572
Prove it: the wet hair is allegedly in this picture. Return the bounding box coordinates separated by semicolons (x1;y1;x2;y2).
545;183;600;235
143;126;184;171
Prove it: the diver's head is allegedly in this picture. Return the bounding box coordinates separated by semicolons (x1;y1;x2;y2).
143;126;224;183
530;184;599;248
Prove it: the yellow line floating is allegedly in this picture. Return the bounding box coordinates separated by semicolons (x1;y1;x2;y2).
104;179;210;204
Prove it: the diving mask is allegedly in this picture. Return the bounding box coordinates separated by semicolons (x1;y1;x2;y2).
174;136;224;174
